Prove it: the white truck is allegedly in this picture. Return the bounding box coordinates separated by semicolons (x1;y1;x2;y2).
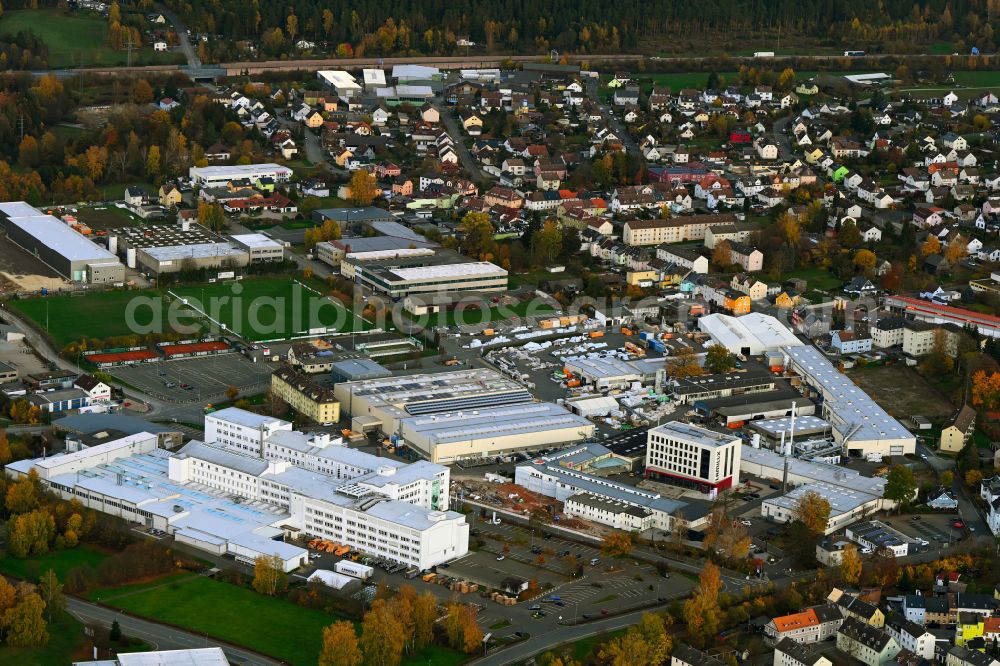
334;560;374;581
753;51;775;57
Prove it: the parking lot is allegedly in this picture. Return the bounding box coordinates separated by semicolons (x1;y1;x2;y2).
881;513;969;550
112;353;277;402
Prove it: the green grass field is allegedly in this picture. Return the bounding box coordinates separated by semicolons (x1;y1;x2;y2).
96;574;464;666
0;545;109;581
0;613;85;666
783;267;843;292
10;278;370;347
9;290;176;348
169;278;369;341
0;9;183;68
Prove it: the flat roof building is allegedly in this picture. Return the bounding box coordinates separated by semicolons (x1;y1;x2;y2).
646;421;742;494
335;368;533;436
398;402;595;464
699;312;803;355
109;223;249;275
188;164;292;187
783;345;915;457
317;70;363;97
0;201;124;283
515;442;710;533
229;233;284;263
358;261;508;298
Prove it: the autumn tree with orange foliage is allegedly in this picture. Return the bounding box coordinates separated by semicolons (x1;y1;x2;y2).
682;561;722;646
972;370;1000;411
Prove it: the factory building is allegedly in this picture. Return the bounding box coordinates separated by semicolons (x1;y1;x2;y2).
0;201;125;283
698;312;803;355
229;233;285;263
694;389;815;426
645;421;742;493
6;409;468;571
563;356;667;391
515;442;710;533
204;407;293;456
397;402;595;464
669;369;777;405
189;164;292;187
740;446;894;534
334;368;533;436
783;345;915;457
108;223;249;275
357;261;508;298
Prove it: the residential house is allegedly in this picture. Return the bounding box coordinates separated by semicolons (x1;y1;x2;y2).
773;638;832;666
158;185;182;207
831;329;873;354
940;404;976;453
728;243;764;272
884;613;935;661
836;618;900;666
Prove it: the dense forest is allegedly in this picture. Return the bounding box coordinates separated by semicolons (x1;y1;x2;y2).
148;0;1000;56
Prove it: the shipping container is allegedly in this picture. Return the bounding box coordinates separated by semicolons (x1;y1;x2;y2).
335;560;374;580
621;327;633;336
588;330;605;338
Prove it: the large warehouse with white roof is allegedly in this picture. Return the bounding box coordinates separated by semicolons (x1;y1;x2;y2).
783;345;916;457
398;401;595;464
0;201;125;283
698;312;803;355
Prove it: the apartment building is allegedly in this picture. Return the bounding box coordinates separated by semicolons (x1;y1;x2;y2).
773;638;832;666
765;605;844;644
623;213;737;246
271;366;341;426
885;613;936;660
836;618;901;666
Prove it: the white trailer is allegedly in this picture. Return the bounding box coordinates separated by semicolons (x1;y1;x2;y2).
334;560;374;581
753;51;775;57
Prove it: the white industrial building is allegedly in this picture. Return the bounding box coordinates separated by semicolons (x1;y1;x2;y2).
229;233;285;262
563;356;667;391
7;409;469;571
318;70;363;97
205;407;294;456
741;446;894;534
698;312;803;355
334;368;533;436
188;164;292;187
397;402;595;464
0;201;125;283
783;345;915;457
77;647;230;666
645;421;742;494
515;443;710;533
356;261;508;298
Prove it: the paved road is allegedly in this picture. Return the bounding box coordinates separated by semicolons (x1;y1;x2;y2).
436;103;486;181
155;3;200;68
66;597;282;666
585;77;639;155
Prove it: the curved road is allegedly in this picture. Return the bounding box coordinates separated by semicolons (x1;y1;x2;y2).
66;596;281;666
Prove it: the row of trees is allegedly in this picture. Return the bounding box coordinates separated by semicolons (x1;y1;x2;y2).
3;470;96;558
315;585;481;666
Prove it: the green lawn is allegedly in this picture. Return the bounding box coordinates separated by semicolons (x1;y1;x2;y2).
0;9;183;68
0;613;85;666
169;277;370;340
783;267;843;292
0;545;108;581
96;574;465;666
9;290;181;349
10;278;370;347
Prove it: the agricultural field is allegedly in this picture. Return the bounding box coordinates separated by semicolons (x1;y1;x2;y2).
0;9;183;68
